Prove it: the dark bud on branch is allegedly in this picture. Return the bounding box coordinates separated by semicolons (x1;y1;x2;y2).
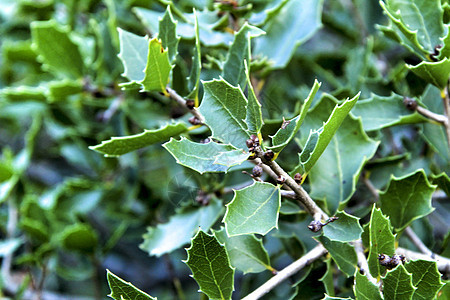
246;139;254;148
378;254;406;269
188;116;201;125
263;150;275;161
252;165;263;177
403;97;417;111
294;173;302;184
185;99;195;109
276;175;286;185
308;216;339;232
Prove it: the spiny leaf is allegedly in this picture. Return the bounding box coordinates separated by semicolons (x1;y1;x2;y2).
367;205;396;279
187;10;201;103
404;260;444;300
322;211;363;242
254;0;324;68
268;80;321;153
293;92;361;175
140;38;172;93
31;20;84;78
163;137;240;174
351;93;426;131
222;23;265;88
382;265;415;300
140;199;222;257
107;270;156;300
379;169;436;231
158;6;179;63
185;230;234;300
407;58;450;89
354;271;383;300
320;258;335;296
316;235;357;277
199;78;250;148
214;227;272;274
223;181;280;237
244;61;263;135
438;25;450;60
90;122;188;157
295;95;378;213
60;223;98;254
213;150;250;169
117;28;148;83
381;0;445;53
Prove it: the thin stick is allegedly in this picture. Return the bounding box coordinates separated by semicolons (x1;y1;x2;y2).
404;227;433;256
166;86;204;122
353;240;378;285
362;175;379;202
242;244;328;300
254;148;328;221
396;247;450;276
416;106;448;125
280;190;296;199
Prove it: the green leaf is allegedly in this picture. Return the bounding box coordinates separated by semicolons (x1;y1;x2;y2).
379;169;436;231
432;172;450;196
47;79;83;102
140;38;172;93
163;137;239;174
222;23;265;88
381;0;444;53
316;235;357;277
199;79;250;148
354;271;383;300
117;28;148;83
320;258;335;296
322;211;363;242
0;162;13;183
60;224;98;254
185;230;234;300
269;80;321;153
187;10;201;102
107;270;156;300
322;296;353;300
244;62;263;135
158;6;179;63
90;122;188;157
31;20;84;78
254;0;324;68
404;260;444;300
438;25;450;60
351;93;426;131
223;181;280;237
214;227;271;274
213;149;250;169
382;265;415;300
140;199;222;257
407;59;450;89
295;95;378;213
293;92;361;175
367;205;396;279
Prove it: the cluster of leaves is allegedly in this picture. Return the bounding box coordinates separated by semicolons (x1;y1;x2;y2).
0;0;449;299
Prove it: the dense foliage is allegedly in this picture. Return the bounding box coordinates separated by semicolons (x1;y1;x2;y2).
0;0;449;299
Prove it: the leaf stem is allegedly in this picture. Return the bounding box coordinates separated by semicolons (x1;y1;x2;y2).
396;247;450;276
166;86;204;123
242;244;327;300
254;147;328;221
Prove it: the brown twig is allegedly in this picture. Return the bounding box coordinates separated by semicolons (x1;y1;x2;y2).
254;147;328;221
166;86;204;123
441;86;450;149
416;106;448;125
242;244;328;300
404;227;433;256
353;240;378;285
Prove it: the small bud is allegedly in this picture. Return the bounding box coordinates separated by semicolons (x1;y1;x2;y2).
200;138;211;144
276;175;286;185
378;254;406;269
252;165;263;177
308;220;323;232
403;97;417;111
294;173;302;184
185;99;195;109
263;150;275;161
188;116;201;125
246;138;254;148
250;134;258;141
